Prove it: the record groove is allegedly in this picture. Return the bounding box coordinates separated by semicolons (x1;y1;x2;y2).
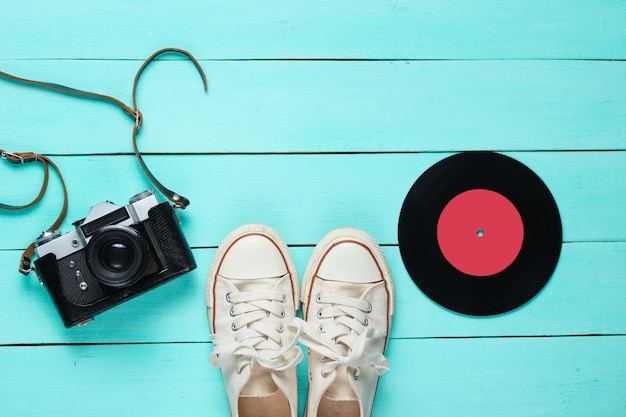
398;152;562;316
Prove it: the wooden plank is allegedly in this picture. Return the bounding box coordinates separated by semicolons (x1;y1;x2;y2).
0;336;624;416
1;152;624;248
389;242;626;339
0;241;624;344
378;336;626;417
1;1;625;60
1;60;625;154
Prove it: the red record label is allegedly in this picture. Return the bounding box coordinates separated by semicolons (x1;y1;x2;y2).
437;189;524;277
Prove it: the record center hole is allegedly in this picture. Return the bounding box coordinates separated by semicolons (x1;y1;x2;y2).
476;229;485;238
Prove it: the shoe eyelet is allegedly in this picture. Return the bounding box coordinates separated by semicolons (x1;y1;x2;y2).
278;324;284;333
281;294;287;303
236;367;243;375
225;293;232;303
316;294;322;304
318;325;325;334
231;322;238;331
321;371;329;378
229;307;236;317
279;340;284;347
317;310;323;319
366;303;373;313
363;318;369;326
353;370;360;381
280;310;286;318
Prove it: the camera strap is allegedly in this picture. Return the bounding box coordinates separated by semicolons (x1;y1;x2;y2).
0;47;208;210
0;150;68;274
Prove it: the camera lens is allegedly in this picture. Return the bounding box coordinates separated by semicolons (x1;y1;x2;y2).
101;242;133;271
87;226;149;287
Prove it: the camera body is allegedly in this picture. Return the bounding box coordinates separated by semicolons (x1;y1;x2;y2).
34;190;196;327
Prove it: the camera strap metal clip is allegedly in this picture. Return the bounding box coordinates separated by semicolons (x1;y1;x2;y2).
0;149;69;275
2;150;22;163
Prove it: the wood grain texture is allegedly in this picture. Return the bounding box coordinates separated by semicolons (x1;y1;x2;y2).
1;60;625;154
0;242;624;345
1;1;625;60
1;337;624;417
0;1;624;416
1;152;624;247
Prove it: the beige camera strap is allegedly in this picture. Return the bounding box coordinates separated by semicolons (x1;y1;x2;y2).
0;150;69;274
0;47;208;210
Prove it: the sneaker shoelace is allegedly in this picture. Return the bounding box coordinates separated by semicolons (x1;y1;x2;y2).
295;293;389;379
210;290;303;374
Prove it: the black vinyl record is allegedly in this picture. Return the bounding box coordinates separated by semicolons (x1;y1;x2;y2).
398;152;562;316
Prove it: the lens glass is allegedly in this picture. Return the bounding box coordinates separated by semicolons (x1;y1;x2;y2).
101;242;133;271
87;226;148;287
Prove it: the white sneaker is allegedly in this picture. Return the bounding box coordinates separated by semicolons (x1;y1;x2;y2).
298;227;395;417
206;224;303;417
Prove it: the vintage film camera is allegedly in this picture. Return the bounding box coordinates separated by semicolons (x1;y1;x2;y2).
34;190;196;327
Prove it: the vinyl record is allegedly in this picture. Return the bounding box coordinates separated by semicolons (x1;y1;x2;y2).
398;152;562;316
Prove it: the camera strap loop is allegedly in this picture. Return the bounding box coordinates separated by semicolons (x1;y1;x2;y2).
0;47;207;210
0;150;69;275
130;48;208;209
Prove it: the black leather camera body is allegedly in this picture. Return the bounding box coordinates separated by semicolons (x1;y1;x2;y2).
33;190;196;327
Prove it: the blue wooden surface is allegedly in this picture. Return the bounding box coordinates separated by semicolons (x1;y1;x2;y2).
1;2;625;416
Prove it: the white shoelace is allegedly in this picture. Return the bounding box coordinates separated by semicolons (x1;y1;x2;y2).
295;293;389;378
210;290;303;374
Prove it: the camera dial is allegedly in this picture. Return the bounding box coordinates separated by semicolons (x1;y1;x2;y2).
129;189;155;204
35;230;61;247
